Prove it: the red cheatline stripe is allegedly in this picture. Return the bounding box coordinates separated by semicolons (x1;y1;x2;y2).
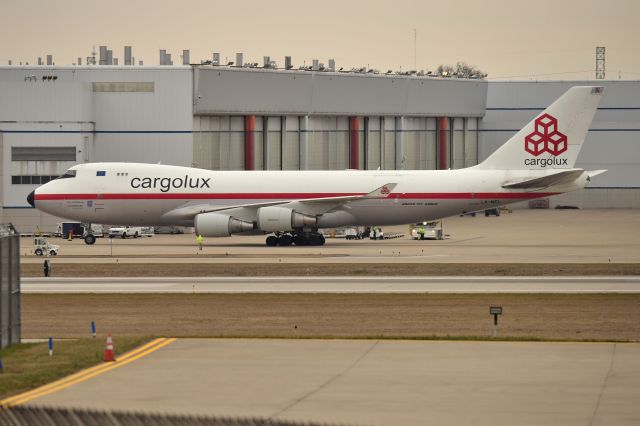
399;192;560;199
35;192;560;201
35;193;362;200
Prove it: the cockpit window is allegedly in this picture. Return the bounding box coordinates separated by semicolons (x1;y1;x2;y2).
58;169;77;179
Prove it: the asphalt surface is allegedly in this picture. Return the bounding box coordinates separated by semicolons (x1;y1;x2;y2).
28;339;640;426
19;210;640;264
22;276;640;293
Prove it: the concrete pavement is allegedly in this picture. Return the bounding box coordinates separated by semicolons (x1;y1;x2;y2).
29;339;640;426
22;275;640;293
19;210;640;264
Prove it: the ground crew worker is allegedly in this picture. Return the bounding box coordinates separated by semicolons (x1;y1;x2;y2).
43;259;50;277
419;226;426;240
196;234;204;250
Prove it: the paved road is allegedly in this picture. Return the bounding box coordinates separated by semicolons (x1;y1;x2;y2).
29;339;640;426
19;210;640;264
22;275;640;293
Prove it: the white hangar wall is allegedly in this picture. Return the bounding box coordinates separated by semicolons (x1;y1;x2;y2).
481;80;640;208
192;67;486;173
194;67;487;117
0;66;192;230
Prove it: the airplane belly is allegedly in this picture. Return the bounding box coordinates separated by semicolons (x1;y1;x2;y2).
96;199;185;226
318;198;475;227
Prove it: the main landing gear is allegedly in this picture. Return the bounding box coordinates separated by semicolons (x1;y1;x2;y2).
265;231;326;247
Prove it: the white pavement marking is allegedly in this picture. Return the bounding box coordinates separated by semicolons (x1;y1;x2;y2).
21;276;640;293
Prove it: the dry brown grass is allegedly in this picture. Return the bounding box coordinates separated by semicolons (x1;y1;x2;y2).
20;262;640;277
22;293;640;341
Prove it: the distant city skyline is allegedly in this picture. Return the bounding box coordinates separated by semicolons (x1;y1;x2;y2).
1;0;639;80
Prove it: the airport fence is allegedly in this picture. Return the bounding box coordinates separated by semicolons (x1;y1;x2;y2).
0;406;348;426
0;223;20;349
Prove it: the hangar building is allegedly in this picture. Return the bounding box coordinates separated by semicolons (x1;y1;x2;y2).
0;62;638;231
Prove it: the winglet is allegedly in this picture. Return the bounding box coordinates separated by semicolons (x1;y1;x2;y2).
366;183;397;198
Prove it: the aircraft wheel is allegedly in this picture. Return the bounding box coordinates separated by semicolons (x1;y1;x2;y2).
309;234;325;246
84;234;96;245
293;234;308;246
278;235;293;246
265;236;278;247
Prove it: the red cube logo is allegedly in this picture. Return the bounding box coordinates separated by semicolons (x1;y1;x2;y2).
524;114;568;156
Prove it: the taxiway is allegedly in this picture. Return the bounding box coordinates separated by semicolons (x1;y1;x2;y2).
22;275;640;293
27;338;640;426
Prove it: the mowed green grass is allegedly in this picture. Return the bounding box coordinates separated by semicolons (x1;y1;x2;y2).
0;337;150;400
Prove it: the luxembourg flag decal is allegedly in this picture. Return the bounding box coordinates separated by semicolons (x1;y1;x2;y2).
96;171;106;176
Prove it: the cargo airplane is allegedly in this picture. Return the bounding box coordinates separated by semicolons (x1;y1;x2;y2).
29;86;605;246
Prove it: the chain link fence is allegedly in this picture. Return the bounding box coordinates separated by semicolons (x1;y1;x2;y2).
0;406;350;426
0;223;20;349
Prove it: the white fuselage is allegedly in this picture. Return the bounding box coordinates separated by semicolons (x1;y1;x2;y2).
33;163;586;228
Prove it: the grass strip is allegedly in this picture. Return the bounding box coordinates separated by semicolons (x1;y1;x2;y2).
0;337;151;400
19;262;640;277
22;293;640;342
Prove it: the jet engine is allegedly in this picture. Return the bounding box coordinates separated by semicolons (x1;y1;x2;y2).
257;206;316;232
194;212;254;237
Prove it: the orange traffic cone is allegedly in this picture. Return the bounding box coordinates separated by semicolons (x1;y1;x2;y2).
103;333;116;362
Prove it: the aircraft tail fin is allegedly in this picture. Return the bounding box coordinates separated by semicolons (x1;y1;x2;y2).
475;86;603;170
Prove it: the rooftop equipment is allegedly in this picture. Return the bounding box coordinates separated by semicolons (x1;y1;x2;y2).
99;46;107;65
124;46;132;65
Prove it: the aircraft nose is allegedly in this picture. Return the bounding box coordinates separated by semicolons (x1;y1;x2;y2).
27;190;35;207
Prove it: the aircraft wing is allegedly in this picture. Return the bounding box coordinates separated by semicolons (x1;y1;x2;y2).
162;183;398;220
501;169;586;189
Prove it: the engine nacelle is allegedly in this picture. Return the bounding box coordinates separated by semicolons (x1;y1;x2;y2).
195;212;254;237
257;206;316;232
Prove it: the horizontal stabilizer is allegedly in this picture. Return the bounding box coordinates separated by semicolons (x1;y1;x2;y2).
587;169;607;178
502;169;585;189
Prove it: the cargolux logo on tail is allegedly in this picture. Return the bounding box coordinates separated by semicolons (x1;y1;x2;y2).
524;113;568;167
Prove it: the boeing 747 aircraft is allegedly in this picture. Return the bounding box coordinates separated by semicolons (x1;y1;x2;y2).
28;86;605;246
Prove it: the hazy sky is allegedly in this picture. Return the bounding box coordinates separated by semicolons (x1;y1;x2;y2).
1;0;639;80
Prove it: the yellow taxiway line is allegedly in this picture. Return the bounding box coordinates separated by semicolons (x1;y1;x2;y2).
0;337;176;407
